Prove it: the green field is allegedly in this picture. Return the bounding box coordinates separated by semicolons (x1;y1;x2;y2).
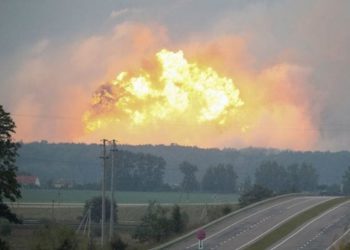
17;189;239;204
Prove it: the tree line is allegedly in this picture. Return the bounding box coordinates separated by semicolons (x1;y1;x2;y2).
238;162;350;207
106;150;167;191
237;161;319;207
107;156;238;193
179;161;238;193
255;161;318;193
16;142;350;187
178;160;319;195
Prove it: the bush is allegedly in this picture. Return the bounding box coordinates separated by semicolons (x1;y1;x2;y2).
0;220;11;236
84;196;117;223
110;235;127;250
134;201;172;242
30;222;79;250
171;205;188;233
222;205;232;215
134;202;188;243
0;238;10;250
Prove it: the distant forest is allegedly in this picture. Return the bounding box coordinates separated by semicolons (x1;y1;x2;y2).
16;142;350;187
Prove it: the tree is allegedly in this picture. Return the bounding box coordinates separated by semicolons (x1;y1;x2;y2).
179;161;199;193
255;161;319;194
134;202;188;242
240;175;253;194
0;105;21;248
255;161;288;194
106;151;166;191
298;163;318;191
171;205;187;233
285;164;300;192
84;196;117;223
318;184;341;195
239;184;273;207
134;201;172;242
201;164;238;193
342;166;350;195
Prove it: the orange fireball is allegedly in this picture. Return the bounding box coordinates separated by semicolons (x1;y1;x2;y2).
83;49;245;145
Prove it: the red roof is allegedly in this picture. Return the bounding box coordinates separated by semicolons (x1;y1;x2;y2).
16;176;38;185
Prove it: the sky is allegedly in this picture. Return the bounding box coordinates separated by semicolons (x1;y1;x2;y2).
0;0;349;151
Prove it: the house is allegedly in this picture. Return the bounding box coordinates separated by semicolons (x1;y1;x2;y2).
16;175;41;187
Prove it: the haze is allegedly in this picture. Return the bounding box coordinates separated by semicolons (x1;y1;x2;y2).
1;0;349;151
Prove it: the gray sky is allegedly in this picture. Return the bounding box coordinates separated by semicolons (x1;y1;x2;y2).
1;0;349;151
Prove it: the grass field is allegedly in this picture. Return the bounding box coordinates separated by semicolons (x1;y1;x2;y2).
17;189;239;204
6;190;238;250
6;202;240;250
10;203;239;226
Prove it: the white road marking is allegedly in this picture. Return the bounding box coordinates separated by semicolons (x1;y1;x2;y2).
326;222;350;249
236;198;334;250
270;199;350;250
187;197;303;248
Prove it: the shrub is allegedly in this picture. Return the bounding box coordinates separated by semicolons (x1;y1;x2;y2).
84;196;117;223
222;205;232;215
134;202;188;242
171;205;188;233
110;235;127;250
0;220;11;236
0;238;10;250
30;222;79;250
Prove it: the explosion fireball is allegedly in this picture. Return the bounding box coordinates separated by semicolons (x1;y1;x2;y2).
83;49;246;145
9;22;319;149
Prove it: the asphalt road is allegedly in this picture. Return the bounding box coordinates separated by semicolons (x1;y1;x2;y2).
165;196;333;250
270;200;350;250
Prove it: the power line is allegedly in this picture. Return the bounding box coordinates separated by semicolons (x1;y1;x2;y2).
109;139;117;241
100;139;108;247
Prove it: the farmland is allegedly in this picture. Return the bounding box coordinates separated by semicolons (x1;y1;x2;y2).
17;189;239;204
5;191;239;250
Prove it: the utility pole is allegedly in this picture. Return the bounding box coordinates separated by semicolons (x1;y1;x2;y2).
100;139;108;247
88;207;91;239
109;139;117;241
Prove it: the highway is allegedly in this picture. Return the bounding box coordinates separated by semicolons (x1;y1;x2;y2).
13;196;349;250
270;200;350;250
164;196;333;250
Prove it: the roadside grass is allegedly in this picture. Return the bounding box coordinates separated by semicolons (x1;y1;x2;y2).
6;203;238;250
11;206;83;221
246;197;350;250
7;189;239;250
10;203;238;227
18;189;239;204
